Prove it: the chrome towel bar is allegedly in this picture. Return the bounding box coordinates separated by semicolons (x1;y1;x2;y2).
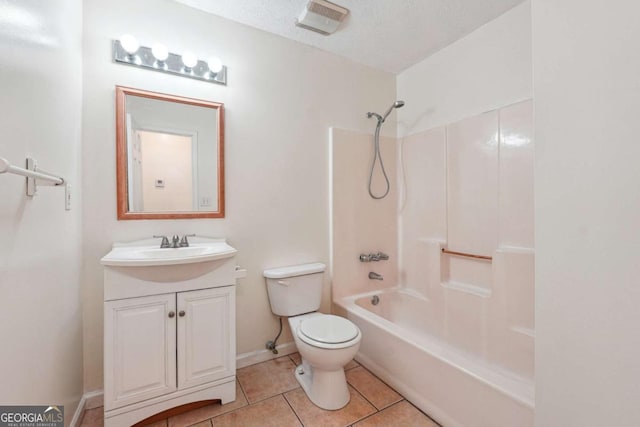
0;157;70;209
0;157;64;185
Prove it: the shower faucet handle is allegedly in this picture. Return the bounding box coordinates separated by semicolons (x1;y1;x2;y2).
376;252;389;261
359;252;390;262
359;253;373;262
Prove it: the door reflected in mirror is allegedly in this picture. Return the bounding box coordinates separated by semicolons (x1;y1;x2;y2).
116;86;224;219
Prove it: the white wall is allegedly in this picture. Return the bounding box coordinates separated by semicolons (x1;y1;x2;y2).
397;1;532;136
533;1;640;425
0;0;84;424
82;0;395;391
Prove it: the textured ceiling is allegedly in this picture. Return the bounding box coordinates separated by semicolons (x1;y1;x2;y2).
173;0;526;74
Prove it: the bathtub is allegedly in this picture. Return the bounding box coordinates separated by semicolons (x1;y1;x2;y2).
337;288;534;427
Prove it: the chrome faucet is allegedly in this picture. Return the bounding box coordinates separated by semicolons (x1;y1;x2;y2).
179;234;196;247
359;252;390;262
153;234;196;248
153;235;171;248
376;252;390;261
369;272;383;280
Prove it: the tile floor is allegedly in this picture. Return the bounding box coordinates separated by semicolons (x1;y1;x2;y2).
80;353;439;427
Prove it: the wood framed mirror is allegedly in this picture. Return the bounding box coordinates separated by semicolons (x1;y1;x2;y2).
116;86;224;220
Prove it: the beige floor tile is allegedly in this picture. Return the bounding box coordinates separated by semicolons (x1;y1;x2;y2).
211;395;301;427
346;367;402;410
144;420;169;427
168;381;248;427
284;386;376;427
354;401;440;427
80;407;104;427
344;359;360;370
185;421;211;427
289;352;302;366
237;357;300;403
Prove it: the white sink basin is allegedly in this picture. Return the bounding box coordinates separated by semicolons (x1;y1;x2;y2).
101;237;237;267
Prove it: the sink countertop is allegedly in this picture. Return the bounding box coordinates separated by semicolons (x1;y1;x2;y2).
101;236;237;267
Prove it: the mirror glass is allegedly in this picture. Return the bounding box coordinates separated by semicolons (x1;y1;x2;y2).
116;86;224;219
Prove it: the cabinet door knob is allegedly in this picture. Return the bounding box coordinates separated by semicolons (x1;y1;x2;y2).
168;311;175;318
178;310;186;317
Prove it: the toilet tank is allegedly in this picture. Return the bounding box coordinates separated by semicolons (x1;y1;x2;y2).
263;263;326;317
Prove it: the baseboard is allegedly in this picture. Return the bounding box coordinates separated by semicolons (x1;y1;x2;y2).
68;394;85;427
236;342;296;369
69;390;104;427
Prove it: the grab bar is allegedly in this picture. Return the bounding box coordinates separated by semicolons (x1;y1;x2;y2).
441;248;492;261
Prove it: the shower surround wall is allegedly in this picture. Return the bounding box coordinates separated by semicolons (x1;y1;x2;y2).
331;128;398;300
331;101;534;427
400;100;534;379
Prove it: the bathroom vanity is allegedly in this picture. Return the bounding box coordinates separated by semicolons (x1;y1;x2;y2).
101;237;238;427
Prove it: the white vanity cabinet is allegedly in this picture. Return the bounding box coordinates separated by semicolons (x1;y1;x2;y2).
101;237;238;427
176;287;235;390
104;293;177;410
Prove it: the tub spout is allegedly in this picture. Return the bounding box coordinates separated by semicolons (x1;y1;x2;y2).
369;272;383;280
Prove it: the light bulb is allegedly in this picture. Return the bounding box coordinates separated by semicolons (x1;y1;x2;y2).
151;43;169;62
181;52;198;69
120;34;139;55
207;56;223;73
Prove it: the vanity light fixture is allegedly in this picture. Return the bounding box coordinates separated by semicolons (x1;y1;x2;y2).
207;57;223;74
112;36;227;85
181;51;198;71
119;34;141;64
120;34;139;55
151;43;169;69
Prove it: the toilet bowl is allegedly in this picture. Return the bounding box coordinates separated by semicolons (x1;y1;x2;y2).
289;313;361;410
263;263;362;410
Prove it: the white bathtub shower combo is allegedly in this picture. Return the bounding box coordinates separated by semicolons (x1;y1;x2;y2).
331;100;535;427
337;286;533;427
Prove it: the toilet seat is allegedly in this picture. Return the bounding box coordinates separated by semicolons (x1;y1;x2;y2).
297;314;361;349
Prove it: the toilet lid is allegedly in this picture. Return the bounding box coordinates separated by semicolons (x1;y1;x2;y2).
299;315;359;344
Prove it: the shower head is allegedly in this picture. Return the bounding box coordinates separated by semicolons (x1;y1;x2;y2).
381;100;405;122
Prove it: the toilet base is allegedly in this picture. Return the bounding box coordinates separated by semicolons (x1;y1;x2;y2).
294;361;350;410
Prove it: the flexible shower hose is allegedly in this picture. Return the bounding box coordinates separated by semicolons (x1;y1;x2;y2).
368;120;390;199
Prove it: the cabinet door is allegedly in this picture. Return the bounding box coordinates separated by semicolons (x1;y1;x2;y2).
177;286;235;389
104;294;177;410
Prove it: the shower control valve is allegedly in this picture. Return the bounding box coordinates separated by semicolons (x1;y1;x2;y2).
359;252;390;262
376;252;389;261
359;253;373;262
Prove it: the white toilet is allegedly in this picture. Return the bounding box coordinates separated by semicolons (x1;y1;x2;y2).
263;263;361;410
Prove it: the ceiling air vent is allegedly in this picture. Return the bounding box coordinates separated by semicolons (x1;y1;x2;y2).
295;0;349;35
